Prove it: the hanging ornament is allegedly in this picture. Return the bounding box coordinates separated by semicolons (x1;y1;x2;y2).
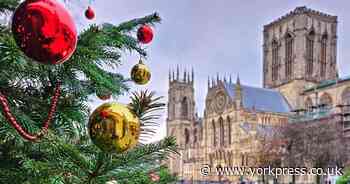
130;59;151;85
149;172;160;182
91;24;103;33
85;6;95;20
0;83;61;141
106;180;118;184
96;90;112;101
11;0;77;65
88;102;140;153
137;25;154;44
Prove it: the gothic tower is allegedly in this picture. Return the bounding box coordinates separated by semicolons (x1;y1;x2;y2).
167;66;195;124
262;6;338;110
166;67;195;176
167;67;195;145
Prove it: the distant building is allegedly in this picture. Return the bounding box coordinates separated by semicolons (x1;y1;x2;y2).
166;6;350;183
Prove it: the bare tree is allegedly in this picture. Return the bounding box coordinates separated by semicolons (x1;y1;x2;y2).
254;126;285;183
281;115;349;183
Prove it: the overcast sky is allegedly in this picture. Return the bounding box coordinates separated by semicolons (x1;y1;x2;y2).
63;0;350;141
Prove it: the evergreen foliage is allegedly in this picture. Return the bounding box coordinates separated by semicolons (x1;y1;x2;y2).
337;168;350;184
0;0;177;183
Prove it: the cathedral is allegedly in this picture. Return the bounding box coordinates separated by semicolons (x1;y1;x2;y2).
166;6;350;183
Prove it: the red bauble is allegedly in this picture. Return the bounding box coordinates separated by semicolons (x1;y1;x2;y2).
137;25;154;44
85;6;95;20
97;93;111;101
12;0;77;65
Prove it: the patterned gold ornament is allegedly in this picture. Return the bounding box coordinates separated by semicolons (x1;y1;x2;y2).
88;102;140;153
130;59;151;85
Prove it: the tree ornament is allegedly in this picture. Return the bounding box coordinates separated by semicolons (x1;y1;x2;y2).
11;0;77;65
96;91;112;101
106;180;118;184
0;83;61;141
85;6;95;20
149;172;160;182
137;25;154;44
88;102;140;153
131;59;151;85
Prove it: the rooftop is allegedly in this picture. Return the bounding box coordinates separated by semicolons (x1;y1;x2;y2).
303;75;350;93
264;6;337;29
223;82;291;113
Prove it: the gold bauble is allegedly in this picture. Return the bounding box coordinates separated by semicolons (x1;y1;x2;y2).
88;102;140;153
130;59;151;85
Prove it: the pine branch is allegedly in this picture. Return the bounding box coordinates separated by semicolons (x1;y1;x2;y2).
0;0;19;13
87;152;107;184
46;135;93;176
104;137;178;172
115;13;161;33
101;23;148;57
129;90;165;120
128;90;166;139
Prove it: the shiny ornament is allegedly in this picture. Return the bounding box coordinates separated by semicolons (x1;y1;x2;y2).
88;102;140;153
137;25;153;44
131;59;151;85
12;0;77;65
85;6;95;20
96;91;112;101
106;180;118;184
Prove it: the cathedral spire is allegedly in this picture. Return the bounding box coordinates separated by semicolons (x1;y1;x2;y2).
187;72;190;83
208;76;210;88
168;69;171;82
176;65;179;80
191;67;194;84
235;74;243;108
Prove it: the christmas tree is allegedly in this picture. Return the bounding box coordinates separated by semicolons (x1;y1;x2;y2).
0;0;177;183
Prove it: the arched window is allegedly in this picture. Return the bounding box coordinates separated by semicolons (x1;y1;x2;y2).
320;34;328;78
212;120;216;146
227;116;232;145
320;93;332;111
181;97;188;119
219;117;225;147
193;128;198;144
306;31;315;78
171;103;175;119
227;151;234;166
241;154;245;166
184;128;190;144
246;155;249;166
272;40;279;81
285;33;294;79
305;97;313;113
342;88;350;112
